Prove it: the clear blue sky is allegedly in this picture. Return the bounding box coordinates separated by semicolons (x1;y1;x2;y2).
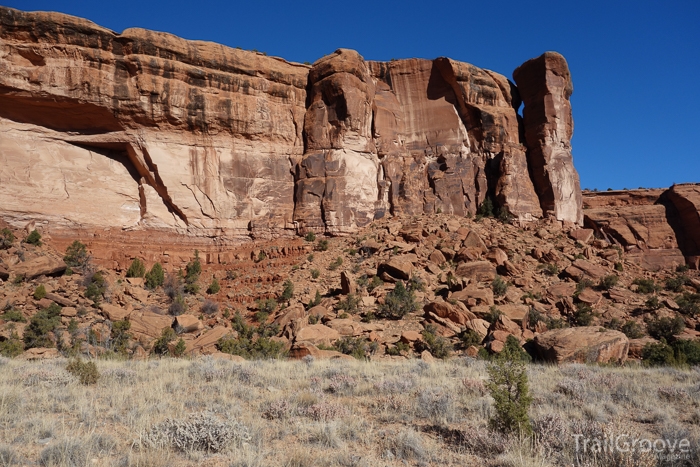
4;0;699;190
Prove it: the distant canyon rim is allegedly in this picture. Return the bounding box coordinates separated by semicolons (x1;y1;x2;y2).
0;6;698;271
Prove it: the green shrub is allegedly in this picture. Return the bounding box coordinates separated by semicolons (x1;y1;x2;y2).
111;319;131;353
598;275;619;291
459;329;483;347
574;278;593;296
620;320;645;339
66;358;100;385
641;339;700;366
307;253;315;262
145;263;165;289
304;232;316;242
420;324;453;359
25;229;41;246
614;262;624;272
646;316;685;342
645;296;662;311
333;336;371;360
542;263;560;276
676;264;689;273
642;341;675;366
33;284;46;300
63;240;88;268
0;331;23;357
307;290;322;309
328;257;343;271
677;293;700;317
316;239;329;251
206;278;220;295
632;278;659;294
486;335;532;435
336;293;360;314
256;298;277;315
126;258;146;278
0;228;15;249
670;339;700;365
497;207;513;224
184;251;202;294
23;303;61;349
1;308;25;323
311;269;320;279
152;327;177;356
377;281;418;319
665;274;689;292
407;274;426;292
173;338;186;357
366;275;383;292
257;250;267;262
477;197;494;218
572;303;594;326
169;294;186;316
218;313;286;359
485;306;503;324
85;272;107;306
492;276;508;297
280;279;294;302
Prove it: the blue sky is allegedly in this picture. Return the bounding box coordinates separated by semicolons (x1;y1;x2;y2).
4;0;699;190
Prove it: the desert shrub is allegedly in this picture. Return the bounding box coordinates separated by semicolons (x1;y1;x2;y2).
111;319;131;353
385;341;410;356
492;275;508;297
366;275;383;292
665;274;690;292
168;294;186;316
633;278;660;294
477;197;494;218
669;339;700;365
217;334;285;360
206;278;220;295
39;439;87;467
23;303;61;349
256;298;277;315
63;240;88;269
598;274;619;290
645;295;662;311
620;320;645;339
310;269;320;279
542;263;559;276
574;278;593;296
152;327;177;356
459;329;483;347
307;290;322;310
328;257;343;271
66;358;99;385
0;445;18;466
144;263;164;289
142;412;250;453
646;316;685;342
486;336;532;435
333;336;370;360
1;308;24;322
336;293;360;314
173;338;186;357
0;332;23;357
280;279;294;302
614;261;624;272
377;281;418;319
572;302;594;326
304;231;316;242
0;228;15;249
642;339;700;366
418;324;453;359
24;229;41;245
201;300;219;315
85;272;106;306
385;429;426;461
126;258;146;278
407;274;426;292
497;206;513;223
485;305;503;324
316;239;329;251
262;399;292;420
677;292;700;316
417;387;456;423
184;250;201;294
164;273;184;299
33;284;46;300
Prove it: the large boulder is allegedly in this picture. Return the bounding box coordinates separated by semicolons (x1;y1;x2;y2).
454;261;496;282
377;258;414;281
186;326;231;355
294;324;340;346
424;300;476;326
289;342;354;360
10;256;66;279
533;327;629;364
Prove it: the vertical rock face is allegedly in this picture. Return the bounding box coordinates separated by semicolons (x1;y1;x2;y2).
514;52;583;225
0;6;586;247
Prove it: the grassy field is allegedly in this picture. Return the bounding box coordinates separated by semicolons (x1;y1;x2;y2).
0;356;699;466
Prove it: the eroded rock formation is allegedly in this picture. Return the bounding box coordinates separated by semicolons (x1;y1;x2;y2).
0;6;587;253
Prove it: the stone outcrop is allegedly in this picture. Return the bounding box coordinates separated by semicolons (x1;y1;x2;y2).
514;52;582;225
534;327;629;364
584;186;700;270
0;7;586;260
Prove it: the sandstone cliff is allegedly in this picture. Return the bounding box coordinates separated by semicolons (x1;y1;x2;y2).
0;7;582;252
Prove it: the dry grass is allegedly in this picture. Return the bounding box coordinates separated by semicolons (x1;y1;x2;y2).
0;356;698;466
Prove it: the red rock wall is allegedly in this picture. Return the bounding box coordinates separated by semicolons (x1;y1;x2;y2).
0;7;589;257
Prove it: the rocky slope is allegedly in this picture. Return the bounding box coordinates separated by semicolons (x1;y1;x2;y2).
0;6;582;258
